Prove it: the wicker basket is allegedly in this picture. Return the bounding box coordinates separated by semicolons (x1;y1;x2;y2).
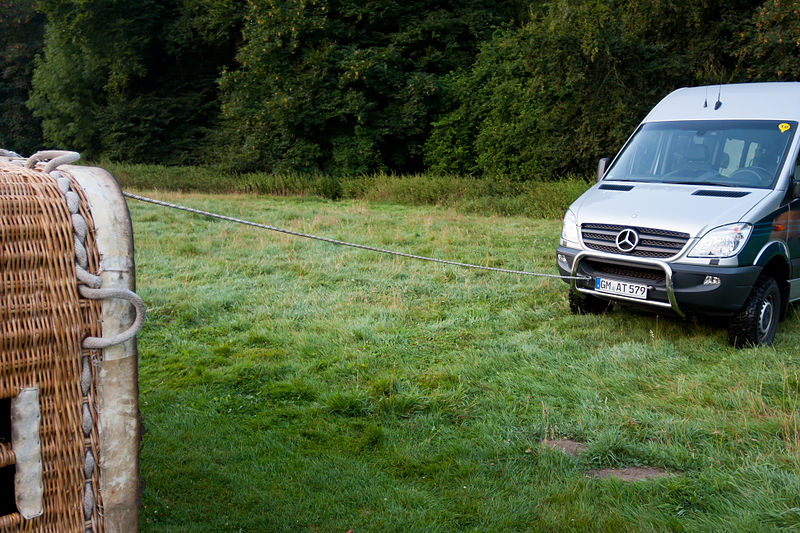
0;157;141;533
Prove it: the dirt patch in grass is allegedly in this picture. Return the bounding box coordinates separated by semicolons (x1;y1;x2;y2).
542;438;587;457
589;467;674;482
542;439;677;482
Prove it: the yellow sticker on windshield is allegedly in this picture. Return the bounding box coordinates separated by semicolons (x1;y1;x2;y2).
779;123;791;133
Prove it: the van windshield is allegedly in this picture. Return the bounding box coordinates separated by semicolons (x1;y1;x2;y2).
604;120;797;188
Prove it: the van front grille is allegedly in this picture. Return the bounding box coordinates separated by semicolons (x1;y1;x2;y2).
581;223;689;258
587;261;666;284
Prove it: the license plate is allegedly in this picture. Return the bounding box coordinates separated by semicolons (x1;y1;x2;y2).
594;277;648;300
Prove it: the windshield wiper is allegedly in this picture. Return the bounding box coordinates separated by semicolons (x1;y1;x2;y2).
663;180;736;187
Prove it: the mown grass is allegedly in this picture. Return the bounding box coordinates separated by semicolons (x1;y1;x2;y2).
130;192;800;532
101;161;592;219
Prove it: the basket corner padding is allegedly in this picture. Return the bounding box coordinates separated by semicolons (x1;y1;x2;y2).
97;356;140;533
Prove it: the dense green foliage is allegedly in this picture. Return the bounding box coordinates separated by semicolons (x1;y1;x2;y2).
2;0;799;176
425;0;766;178
738;0;800;80
218;0;524;174
0;1;44;154
28;0;242;164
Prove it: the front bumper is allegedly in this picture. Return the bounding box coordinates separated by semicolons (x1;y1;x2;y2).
556;247;761;317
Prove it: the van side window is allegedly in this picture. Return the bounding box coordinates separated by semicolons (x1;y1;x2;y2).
794;150;800;182
745;142;759;167
720;138;745;176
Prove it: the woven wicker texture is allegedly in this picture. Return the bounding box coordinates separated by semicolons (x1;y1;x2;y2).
0;161;104;532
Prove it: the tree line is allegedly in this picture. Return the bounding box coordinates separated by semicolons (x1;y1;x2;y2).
1;0;798;179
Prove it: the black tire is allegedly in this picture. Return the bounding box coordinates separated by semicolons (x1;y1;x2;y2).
728;276;781;347
568;289;613;315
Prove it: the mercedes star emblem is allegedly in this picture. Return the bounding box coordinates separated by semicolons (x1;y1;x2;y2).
616;228;639;253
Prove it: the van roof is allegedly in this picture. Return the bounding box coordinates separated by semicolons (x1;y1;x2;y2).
643;82;800;123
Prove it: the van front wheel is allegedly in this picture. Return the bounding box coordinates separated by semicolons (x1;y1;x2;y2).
728;276;780;347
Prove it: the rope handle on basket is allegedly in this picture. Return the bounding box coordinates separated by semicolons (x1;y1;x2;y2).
25;150;80;173
23;149;147;349
78;287;146;349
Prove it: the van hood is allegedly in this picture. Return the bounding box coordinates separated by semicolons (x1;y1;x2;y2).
572;182;772;237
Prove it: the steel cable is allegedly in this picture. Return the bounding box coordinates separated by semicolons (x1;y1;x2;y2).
123;192;588;281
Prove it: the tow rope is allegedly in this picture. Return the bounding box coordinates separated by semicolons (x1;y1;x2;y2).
123;192;587;281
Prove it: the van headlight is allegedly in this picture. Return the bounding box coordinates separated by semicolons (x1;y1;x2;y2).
561;209;580;247
688;223;752;258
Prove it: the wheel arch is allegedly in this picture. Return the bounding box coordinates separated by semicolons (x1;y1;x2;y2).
758;253;790;320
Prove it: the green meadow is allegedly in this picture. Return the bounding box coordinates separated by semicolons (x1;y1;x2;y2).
130;192;800;532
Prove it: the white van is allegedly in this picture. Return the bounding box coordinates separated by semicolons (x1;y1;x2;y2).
556;82;800;346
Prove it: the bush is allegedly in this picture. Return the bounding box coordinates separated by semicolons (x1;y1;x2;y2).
427;0;756;180
218;0;524;175
425;27;539;179
29;0;241;164
737;0;800;80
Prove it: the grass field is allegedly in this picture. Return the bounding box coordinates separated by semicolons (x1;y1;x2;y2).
129;191;800;532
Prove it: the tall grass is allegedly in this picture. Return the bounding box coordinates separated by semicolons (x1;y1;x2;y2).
100;162;592;219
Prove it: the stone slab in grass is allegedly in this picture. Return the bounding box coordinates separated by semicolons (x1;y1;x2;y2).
542;438;587;457
590;467;675;482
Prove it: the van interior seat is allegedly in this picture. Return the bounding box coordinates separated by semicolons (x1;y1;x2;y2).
686;144;713;172
717;152;730;173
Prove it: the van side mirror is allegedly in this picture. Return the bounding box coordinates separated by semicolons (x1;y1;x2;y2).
597;158;610;182
792;180;800;198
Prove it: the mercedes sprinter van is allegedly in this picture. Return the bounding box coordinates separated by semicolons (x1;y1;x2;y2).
556;82;800;346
